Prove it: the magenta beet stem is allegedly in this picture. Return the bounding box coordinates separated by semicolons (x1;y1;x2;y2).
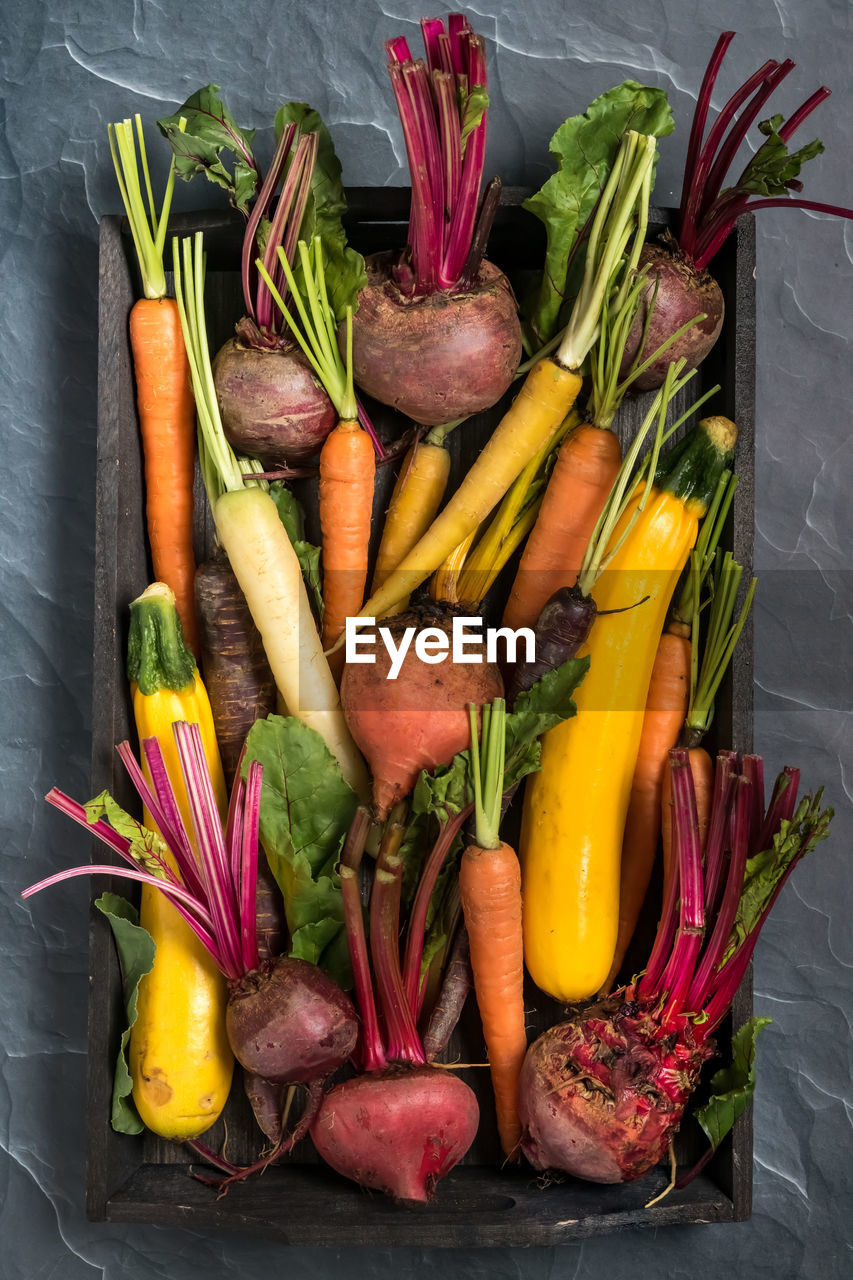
172;724;243;978
678;32;736;236
370;831;425;1064
241;122;297;324
339;807;385;1071
660;752;706;1016
702;751;739;927
239;761;262;974
741;754;765;854
778;86;831;141
687;773;752;1011
695;59;792;230
756;767;801;854
115;739;206;901
402;803;474;1016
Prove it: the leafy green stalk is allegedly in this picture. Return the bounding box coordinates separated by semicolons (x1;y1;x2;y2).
242;715;359;988
577;360;685;597
109;115;184;299
671;470;737;631
257;240;356;421
557;131;657;371
685;548;756;741
469;700;506;851
158;85;259;215
674;1016;772;1188
173;233;245;494
523;81;674;350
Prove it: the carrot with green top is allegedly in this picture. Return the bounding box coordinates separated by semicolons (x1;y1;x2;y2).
109;114;200;657
459;698;527;1161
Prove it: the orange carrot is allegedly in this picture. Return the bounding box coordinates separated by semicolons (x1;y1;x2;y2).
602;627;690;992
320;418;375;681
459;698;527;1160
459;839;527;1160
130;298;199;655
502;423;622;631
110;115;200;656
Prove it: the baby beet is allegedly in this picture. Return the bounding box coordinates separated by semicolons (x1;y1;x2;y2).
213;323;336;464
311;1065;479;1205
226;956;358;1084
619;239;724;391
349;254;522;426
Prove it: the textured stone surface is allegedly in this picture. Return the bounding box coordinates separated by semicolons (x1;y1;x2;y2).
2;0;851;1275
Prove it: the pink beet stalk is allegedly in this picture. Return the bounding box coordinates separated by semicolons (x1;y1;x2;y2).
700;750;739;926
675;34;853;272
402;803;473;1015
660;752;706;1018
385;14;489;294
370;827;425;1064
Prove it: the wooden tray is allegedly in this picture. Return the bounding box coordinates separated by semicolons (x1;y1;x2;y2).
90;191;756;1245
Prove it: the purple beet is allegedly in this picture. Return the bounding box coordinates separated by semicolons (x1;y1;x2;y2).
349;253;522;426
213;320;336;464
226;956;357;1084
622;33;853;389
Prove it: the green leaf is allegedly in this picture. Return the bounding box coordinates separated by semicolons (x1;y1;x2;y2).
523;81;673;348
735;115;824;199
158;85;259;215
695;1017;772;1151
84;792;170;875
459;85;489;153
720;791;834;967
94;893;156;1135
268;482;323;619
243;715;358;989
503;656;590;791
274;102;367;319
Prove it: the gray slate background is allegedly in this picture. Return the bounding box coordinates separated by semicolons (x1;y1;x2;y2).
2;0;851;1275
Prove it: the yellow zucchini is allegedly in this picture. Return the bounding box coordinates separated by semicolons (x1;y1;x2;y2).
521;417;737;1002
126;583;233;1140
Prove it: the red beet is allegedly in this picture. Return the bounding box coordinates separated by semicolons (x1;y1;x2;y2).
213;319;336;464
349;253;522;426
619;238;724;391
311;1065;479;1204
518;996;711;1183
226;955;358;1084
340;605;504;819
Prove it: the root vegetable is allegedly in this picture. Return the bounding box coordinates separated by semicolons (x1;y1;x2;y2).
340;605;503;819
311;1066;479;1204
351;254;521;426
213;325;335;464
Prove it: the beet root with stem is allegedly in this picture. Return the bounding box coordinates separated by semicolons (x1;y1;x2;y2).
347;253;522;427
620;237;724;392
340;604;504;820
226;956;358;1084
518;996;713;1184
213;320;336;464
310;1065;480;1204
